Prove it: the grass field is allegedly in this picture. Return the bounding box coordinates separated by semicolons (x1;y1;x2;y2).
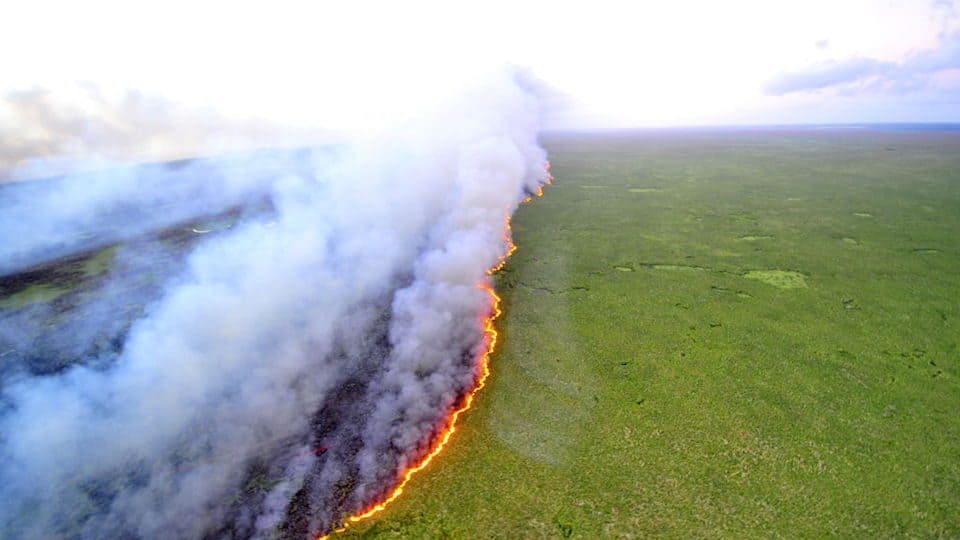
342;129;960;538
1;129;957;538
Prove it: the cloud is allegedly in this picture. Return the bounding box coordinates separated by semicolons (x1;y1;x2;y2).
765;33;960;96
934;0;958;20
765;58;893;95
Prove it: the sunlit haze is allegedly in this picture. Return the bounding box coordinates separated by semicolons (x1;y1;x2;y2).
1;0;958;167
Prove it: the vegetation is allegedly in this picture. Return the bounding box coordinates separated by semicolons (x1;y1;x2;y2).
343;129;960;538
2;129;957;537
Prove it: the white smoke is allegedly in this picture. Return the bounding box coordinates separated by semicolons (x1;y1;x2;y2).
0;70;548;539
0;83;342;274
0;149;300;274
0;84;331;181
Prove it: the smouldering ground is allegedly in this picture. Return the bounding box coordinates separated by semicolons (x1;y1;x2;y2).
342;129;960;537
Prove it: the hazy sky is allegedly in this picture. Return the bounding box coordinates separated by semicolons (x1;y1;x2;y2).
2;0;958;131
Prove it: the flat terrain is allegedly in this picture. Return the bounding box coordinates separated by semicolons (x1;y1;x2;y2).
342;129;960;537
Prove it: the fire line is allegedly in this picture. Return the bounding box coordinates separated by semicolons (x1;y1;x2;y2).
319;165;551;539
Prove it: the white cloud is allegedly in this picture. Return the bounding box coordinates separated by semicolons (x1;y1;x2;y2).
765;33;960;99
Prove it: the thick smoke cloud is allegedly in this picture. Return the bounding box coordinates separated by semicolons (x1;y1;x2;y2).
0;71;548;538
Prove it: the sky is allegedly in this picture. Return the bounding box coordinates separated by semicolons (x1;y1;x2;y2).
1;0;958;168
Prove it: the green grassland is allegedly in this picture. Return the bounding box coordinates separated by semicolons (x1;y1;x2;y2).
344;130;960;538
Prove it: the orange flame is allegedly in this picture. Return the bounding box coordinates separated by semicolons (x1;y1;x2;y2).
317;285;498;539
486;215;518;276
491;167;552;275
319;163;550;539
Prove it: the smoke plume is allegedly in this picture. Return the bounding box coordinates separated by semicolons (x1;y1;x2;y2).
0;70;548;538
0;84;329;181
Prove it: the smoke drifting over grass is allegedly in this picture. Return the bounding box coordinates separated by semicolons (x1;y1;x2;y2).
0;150;301;275
0;84;328;181
0;71;549;538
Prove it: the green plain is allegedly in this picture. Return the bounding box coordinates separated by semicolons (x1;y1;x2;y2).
344;130;960;538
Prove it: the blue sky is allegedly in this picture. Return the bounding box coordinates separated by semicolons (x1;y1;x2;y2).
1;0;957;167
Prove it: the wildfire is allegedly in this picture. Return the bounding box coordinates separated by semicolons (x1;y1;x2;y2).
523;161;553;203
490;166;553;275
319;164;551;539
317;284;498;540
486;215;518;276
